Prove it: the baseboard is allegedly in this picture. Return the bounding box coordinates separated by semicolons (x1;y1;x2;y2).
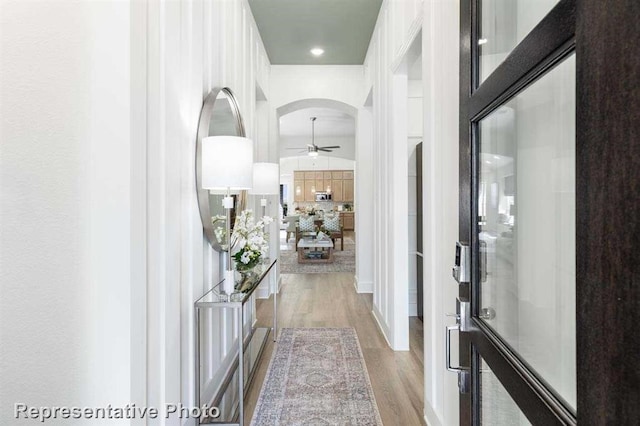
424;403;443;426
371;305;391;348
354;276;373;293
256;282;269;299
409;302;417;316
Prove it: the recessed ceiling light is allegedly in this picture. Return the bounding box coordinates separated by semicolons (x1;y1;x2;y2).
310;48;324;56
478;38;488;45
493;155;500;160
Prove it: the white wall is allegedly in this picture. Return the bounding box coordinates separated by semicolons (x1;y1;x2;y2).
1;1;131;424
364;0;425;352
365;0;461;423
1;0;271;424
408;80;423;317
135;0;272;419
421;0;461;425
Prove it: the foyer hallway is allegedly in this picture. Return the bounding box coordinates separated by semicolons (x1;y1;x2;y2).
245;273;425;425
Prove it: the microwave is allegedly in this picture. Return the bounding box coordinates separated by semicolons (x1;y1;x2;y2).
315;192;332;201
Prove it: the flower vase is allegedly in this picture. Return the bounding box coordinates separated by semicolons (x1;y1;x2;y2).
234;261;259;293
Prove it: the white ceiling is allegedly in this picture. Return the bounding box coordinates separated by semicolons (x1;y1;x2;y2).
279;108;355;160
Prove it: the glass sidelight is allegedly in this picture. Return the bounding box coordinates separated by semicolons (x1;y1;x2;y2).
476;54;576;410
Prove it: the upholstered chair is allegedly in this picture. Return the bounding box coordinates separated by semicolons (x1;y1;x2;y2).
322;213;344;250
295;215;317;250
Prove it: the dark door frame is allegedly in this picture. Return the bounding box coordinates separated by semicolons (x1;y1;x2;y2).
459;0;640;424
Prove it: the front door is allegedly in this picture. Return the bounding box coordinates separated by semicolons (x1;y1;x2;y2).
458;0;640;424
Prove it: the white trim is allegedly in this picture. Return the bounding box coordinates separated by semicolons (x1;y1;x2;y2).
371;305;391;348
409;303;418;317
256;282;270;299
356;281;374;293
409;288;418;316
130;0;148;420
390;8;424;73
424;402;444;426
355;276;374;293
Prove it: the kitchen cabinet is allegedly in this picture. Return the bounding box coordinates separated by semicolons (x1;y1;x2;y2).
291;169;354;203
324;180;332;195
341;212;355;231
304;181;316;202
343;179;354;201
294;180;305;202
331;180;343;201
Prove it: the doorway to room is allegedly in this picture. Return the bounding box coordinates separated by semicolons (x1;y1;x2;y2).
277;102;358;275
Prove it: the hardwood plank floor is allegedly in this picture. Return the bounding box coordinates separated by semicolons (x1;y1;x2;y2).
244;272;425;425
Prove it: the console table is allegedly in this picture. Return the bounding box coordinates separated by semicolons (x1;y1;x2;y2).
194;259;277;425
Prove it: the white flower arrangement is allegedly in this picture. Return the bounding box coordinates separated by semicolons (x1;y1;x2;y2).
231;210;273;270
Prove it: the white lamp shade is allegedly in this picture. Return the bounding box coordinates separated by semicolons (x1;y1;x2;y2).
250;162;280;195
202;136;253;190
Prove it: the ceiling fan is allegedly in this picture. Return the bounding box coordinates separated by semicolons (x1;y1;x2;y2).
286;117;341;156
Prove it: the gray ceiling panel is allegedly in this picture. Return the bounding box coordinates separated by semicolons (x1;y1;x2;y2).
248;0;383;65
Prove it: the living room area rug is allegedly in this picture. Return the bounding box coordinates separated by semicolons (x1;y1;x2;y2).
250;328;383;426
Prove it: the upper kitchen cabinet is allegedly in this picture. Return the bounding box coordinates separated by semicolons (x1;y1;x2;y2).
290;170;354;203
304;180;316;202
343;179;354;201
294;180;305;202
331;180;343;201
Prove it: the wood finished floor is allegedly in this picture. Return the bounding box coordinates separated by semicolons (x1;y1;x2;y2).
244;272;425;426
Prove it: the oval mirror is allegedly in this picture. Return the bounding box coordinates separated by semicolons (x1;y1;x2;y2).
196;87;248;251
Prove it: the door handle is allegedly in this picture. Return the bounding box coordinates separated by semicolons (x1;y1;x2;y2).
446;324;463;373
446;301;471;394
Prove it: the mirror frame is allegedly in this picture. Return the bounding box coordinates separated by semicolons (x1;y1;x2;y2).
195;87;248;251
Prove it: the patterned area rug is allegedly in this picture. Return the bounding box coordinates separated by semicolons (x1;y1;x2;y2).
250;328;383;426
279;244;355;274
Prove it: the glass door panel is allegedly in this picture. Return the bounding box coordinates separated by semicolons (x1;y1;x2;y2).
479;0;560;82
480;356;532;425
477;54;576;410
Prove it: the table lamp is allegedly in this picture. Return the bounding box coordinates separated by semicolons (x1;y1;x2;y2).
250;163;279;262
250;162;280;216
202;135;254;296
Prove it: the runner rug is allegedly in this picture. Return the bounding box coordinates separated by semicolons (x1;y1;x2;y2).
250;328;383;426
